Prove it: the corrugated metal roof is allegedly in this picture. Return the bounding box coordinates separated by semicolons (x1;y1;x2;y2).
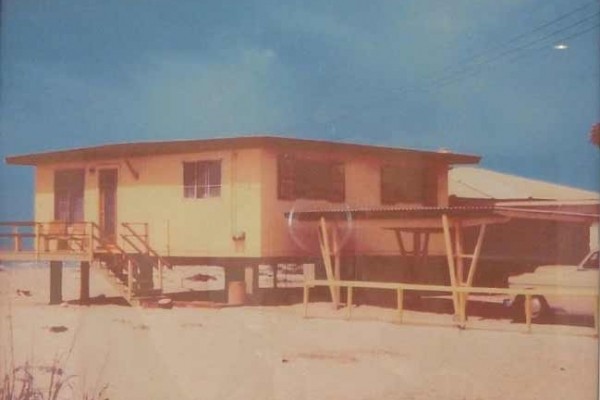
286;204;600;224
449;166;600;201
5;135;480;166
286;205;499;220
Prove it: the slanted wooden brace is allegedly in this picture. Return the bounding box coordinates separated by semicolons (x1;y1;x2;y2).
441;214;487;323
317;217;342;309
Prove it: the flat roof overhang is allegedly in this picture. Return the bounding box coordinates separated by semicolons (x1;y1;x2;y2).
286;206;509;230
286;205;600;226
5;136;480;166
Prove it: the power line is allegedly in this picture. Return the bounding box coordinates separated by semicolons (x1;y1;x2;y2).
280;3;600;134
427;14;600;89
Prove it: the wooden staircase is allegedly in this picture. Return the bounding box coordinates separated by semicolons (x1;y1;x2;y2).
92;223;170;304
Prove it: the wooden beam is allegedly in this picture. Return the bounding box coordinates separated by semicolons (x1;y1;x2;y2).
394;230;407;257
454;221;465;285
332;226;341;303
441;214;459;315
80;261;90;305
397;288;404;323
319;217;339;307
303;285;310;318
346;286;353;319
49;261;63;305
466;224;486;288
127;259;133;301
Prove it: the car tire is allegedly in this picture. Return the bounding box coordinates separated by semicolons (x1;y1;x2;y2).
512;295;551;322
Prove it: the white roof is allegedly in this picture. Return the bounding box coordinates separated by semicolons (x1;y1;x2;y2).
449;166;600;201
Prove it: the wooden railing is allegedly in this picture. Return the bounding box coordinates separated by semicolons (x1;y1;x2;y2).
121;222;171;292
0;221;95;260
303;279;599;334
121;223;172;268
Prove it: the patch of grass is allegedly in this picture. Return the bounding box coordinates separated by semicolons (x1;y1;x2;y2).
1;301;109;400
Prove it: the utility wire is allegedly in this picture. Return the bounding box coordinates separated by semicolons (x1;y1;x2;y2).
452;1;598;69
426;11;600;89
280;2;600;134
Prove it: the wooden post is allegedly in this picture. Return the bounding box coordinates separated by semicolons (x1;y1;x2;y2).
319;217;339;308
397;288;404;323
303;284;309;318
35;223;41;257
158;259;163;291
127;259;133;301
466;224;487;288
454;222;464;285
394;230;407;257
49;261;63;305
441;214;459;315
13;226;21;252
80;261;90;305
346;286;353;319
332;227;341;304
459;291;467;326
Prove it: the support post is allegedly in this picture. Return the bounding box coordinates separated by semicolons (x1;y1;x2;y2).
319;217;339;308
465;224;487;287
332;226;341;304
346;286;353;319
441;214;459;315
127;259;133;301
394;230;407;257
49;261;63;305
454;222;464;285
303;284;309;318
80;261;90;305
13;226;21;252
158;259;163;291
397;288;404;323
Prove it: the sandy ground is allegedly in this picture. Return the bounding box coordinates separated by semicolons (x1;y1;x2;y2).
1;264;598;400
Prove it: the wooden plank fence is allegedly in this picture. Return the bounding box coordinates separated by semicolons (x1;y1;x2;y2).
303;279;599;334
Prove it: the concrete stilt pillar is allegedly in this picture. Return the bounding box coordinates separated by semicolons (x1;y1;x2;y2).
80;261;90;305
49;261;63;305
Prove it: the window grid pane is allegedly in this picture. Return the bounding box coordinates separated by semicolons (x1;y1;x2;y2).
183;160;221;199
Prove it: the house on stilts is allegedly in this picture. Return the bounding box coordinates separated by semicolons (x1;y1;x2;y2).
1;136;598;311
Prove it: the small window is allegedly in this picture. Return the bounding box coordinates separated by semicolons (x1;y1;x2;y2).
277;155;344;202
183;160;221;199
381;163;437;205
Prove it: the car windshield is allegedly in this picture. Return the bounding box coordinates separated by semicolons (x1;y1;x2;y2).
580;251;599;269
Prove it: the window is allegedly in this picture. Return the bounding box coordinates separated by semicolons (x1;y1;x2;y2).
183;160;221;198
277;154;344;202
381;163;437;205
54;169;85;223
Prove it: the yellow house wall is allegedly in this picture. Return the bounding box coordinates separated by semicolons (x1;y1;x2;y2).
33;146;450;259
34;148;263;258
259;148;449;258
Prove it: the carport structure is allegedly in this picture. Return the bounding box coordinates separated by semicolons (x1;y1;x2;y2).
292;204;599;319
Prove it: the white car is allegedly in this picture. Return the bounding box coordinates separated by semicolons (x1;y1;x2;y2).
507;250;599;321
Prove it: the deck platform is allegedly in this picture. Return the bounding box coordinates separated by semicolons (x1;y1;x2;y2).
0;250;93;263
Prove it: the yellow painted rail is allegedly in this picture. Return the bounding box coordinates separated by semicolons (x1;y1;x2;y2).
303;279;599;334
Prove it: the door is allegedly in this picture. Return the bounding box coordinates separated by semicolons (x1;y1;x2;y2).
54;169;85;223
98;169;118;243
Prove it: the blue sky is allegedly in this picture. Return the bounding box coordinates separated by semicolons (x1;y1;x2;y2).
1;0;599;219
